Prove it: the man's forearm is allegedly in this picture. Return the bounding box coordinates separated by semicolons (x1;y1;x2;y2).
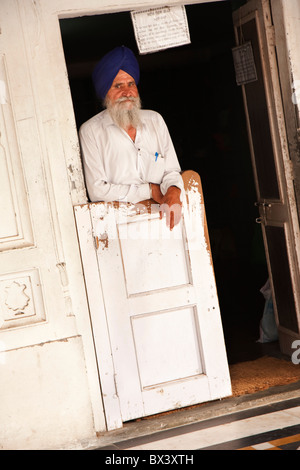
87;180;151;204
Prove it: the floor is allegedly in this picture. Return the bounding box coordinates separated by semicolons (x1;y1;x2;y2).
122;398;300;450
94;381;300;452
97;398;300;451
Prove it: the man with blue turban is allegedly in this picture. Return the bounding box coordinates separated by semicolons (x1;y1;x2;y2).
79;46;183;230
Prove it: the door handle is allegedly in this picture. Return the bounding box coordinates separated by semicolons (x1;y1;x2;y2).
254;202;271;225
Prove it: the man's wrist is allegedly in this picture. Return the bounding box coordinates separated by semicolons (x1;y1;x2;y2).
167;185;181;194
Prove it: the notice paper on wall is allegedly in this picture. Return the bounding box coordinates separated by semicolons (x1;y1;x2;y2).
232;41;258;86
131;6;191;54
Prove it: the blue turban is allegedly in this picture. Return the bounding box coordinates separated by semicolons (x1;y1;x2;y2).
92;46;140;100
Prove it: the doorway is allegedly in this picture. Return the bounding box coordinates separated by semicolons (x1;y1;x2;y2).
60;1;275;365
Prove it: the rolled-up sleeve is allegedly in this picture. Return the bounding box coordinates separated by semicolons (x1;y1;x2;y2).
155;114;184;196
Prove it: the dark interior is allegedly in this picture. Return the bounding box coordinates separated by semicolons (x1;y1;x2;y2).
60;0;277;365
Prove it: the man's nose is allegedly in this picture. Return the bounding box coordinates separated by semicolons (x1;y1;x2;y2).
122;85;132;96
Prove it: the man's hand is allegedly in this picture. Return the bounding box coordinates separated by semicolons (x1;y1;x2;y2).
151;184;182;231
150;183;164;204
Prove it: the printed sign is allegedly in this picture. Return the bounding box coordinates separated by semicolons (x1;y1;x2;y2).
232;41;258;86
131;6;191;54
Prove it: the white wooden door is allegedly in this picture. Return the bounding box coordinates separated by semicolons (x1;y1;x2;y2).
233;0;300;355
75;171;231;429
0;0;80;340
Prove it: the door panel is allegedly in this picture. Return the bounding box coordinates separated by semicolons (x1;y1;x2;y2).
118;217;191;295
75;171;231;428
0;54;33;251
240;18;280;200
131;306;204;389
233;0;300;355
265;225;298;333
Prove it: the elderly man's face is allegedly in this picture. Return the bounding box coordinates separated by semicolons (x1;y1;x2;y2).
105;69;141;130
106;70;139;106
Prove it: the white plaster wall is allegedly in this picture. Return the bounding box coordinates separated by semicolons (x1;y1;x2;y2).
0;337;95;450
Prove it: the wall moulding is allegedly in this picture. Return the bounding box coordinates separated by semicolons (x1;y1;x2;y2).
0;268;46;330
0;54;34;252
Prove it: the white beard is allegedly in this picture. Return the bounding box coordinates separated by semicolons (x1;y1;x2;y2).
104;95;142;130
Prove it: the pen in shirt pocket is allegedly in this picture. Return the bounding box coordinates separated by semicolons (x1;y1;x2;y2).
155;152;163;162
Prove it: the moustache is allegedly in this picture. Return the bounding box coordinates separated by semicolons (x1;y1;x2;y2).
116;96;138;104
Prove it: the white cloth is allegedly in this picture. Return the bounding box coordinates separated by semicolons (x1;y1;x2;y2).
79;109;183;203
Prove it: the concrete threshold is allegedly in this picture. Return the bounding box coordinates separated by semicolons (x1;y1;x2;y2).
71;380;300;450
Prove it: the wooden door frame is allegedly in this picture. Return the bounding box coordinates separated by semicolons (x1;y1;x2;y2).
270;0;300;258
37;0;229;433
38;0;300;432
233;0;300;354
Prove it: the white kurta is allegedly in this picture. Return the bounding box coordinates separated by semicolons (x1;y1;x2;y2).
79;109;183;203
